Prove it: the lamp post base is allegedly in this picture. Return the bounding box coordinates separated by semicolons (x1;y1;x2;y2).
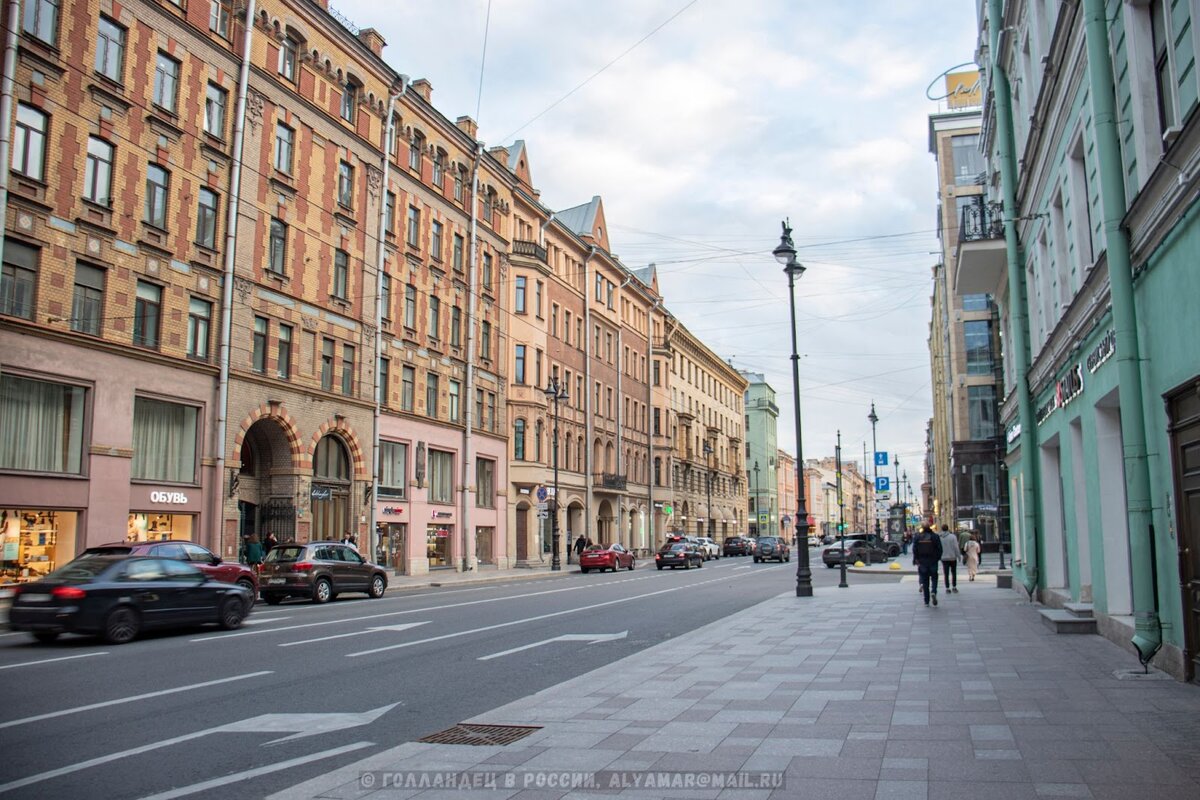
795;567;814;597
551;531;561;571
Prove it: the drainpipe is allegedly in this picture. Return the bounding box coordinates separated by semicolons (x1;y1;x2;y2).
615;273;633;546
460;142;484;572
369;77;409;571
0;0;20;301
211;0;255;556
648;297;662;552
1080;0;1161;665
582;246;597;540
987;0;1040;597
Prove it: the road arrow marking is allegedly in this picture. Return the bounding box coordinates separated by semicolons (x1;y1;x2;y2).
278;621;429;648
478;631;628;661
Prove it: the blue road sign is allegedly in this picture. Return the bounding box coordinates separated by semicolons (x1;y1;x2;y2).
536;486;548;502
874;451;889;467
875;476;891;492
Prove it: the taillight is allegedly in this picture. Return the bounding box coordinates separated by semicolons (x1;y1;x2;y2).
292;562;313;572
655;554;661;559
52;586;86;600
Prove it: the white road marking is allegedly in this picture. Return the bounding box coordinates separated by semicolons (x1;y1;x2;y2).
0;652;108;671
278;621;430;648
241;616;291;625
0;671;274;730
132;742;374;800
478;631;628;661
733;566;752;570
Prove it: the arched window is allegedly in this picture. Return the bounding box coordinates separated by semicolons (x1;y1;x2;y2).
312;435;351;540
314;435;349;480
534;419;543;462
605;443;615;472
409;131;424;172
563;435;571;471
577;435;584;472
340;80;359;123
432;148;446;187
513;418;526;460
593;440;603;472
654;457;662;486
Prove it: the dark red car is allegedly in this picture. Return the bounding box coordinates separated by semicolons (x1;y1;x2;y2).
579;543;636;573
79;541;259;595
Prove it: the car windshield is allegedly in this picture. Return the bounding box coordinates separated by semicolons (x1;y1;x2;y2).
759;537;778;545
78;546;134;558
585;545;607;552
663;544;686;552
264;545;305;563
44;557;120;583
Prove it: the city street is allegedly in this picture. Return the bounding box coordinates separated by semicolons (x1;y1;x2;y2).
0;550;887;800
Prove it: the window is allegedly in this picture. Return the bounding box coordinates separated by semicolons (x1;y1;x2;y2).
12;104;47;181
22;0;58;45
454;168;464;202
186;297;211;360
0;374;84;473
95;17;125;81
449;379;460;422
476;458;495;507
84;137;113;205
481;189;494;224
426;372;439;418
337;161;354;208
379;441;407;497
384;192;396;234
144;164;169;228
1151;0;1177;136
606;281;614;310
333;249;349;299
268;218;287;274
515;276;527;313
535;281;544;317
277;324;292;379
564;311;571;344
514;344;526;384
961;293;990;311
550;304;558;336
487;392;496;432
209;0;231;38
432;151;444;186
535;349;543;387
340;82;357;123
431;220;443;260
133;281;162;348
429;450;453;503
480;320;491;359
196;188;219;248
535;420;543;461
381;274;392;321
274;123;294;172
279;37;297;82
153;52;180;113
967;385;997;439
513;419;526;460
653;407;661;435
482;253;493;290
404;284;416;328
653;360;661;386
452;233;464;271
131;397;197;483
450;305;462;347
71;262;104;335
950;134;983;185
964;320;994;375
341;344;354;395
595;273;603;301
401;365;414;411
252;316;268;372
475;389;484;429
409;133;423;171
1;240;37;319
407;205;420;247
320;338;334;390
428;295;440;339
378;356;389;405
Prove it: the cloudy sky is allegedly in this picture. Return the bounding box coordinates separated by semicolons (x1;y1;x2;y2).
335;0;979;492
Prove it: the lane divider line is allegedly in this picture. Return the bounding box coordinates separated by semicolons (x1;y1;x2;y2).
0;652;109;671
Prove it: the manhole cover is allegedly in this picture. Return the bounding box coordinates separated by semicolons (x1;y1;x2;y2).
418;723;542;746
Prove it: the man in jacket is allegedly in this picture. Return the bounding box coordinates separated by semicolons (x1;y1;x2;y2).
939;524;961;593
912;525;943;606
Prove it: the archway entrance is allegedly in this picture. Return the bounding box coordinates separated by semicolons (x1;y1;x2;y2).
238;418;297;555
311;435;351;541
596;499;614;543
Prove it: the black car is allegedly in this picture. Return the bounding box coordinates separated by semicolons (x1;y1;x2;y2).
655;542;704;570
7;556;253;644
753;536;790;563
822;539;889;567
723;536;754;556
843;533;901;558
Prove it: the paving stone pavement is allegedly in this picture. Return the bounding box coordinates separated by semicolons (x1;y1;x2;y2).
269;580;1200;800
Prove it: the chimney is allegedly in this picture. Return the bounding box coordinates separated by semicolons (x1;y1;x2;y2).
488;145;509;165
357;28;386;57
455;116;478;139
311;0;328;8
411;79;432;102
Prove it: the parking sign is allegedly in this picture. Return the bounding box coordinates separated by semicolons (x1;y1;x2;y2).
875;476;890;492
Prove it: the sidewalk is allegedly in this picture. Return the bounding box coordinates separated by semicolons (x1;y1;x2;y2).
271;579;1200;800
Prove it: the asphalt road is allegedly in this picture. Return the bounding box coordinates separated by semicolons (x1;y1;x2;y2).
0;549;900;800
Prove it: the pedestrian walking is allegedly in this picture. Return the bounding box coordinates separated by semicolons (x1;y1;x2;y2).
244;534;264;573
912;525;943;606
264;532;278;555
939;524;960;593
572;535;586;564
964;533;981;581
901;530;910;555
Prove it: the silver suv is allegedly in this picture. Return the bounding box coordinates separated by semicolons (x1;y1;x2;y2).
695;537;721;560
259;542;388;604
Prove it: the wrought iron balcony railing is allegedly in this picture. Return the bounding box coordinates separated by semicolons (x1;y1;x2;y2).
599;473;627;490
511;239;548;263
959;202;1004;243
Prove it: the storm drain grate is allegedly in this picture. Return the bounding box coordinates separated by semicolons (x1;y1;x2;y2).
418;723;542;746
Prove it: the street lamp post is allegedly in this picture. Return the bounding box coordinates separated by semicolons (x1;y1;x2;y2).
894;454;901;539
868;402;881;540
543;379;569;571
703;440;714;540
752;460;760;537
773;220;813;598
836;430;848;588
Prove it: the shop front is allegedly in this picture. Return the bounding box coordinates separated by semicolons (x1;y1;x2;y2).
1;509;80;584
129;486;204;546
427;511;454;568
376;503;407;573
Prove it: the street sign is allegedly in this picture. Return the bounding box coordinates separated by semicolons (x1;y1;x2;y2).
875;451;889;467
663;504;673;515
536;486;548;502
537;501;548;520
875;476;890;492
781;515;791;526
758;514;769;524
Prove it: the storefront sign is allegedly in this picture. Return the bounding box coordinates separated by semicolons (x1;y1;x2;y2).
1006;423;1022;445
311;486;332;501
432;510;452;519
381;506;404;516
1038;363;1084;425
149;491;190;504
1086;329;1116;373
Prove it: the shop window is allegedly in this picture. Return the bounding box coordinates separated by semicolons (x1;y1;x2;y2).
426;524;450;567
429;449;453;503
476;458;495;508
126;512;193;542
131;397;198;484
379;441;407;498
475;526;494;565
1;509;78;584
0;375;85;473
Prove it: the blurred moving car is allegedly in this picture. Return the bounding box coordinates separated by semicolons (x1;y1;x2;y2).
695;537;721;560
7;556;252;644
821;538;889;567
722;536;753;556
579;543;636;573
842;533;901;558
753;536;791;563
79;540;259;596
807;536;821;548
655;542;704;570
258;542;388;604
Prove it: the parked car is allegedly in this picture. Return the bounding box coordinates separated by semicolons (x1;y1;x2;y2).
695;537;721;560
579;543;636;573
843;532;901;558
822;538;889;567
79;540;259;596
753;536;791;563
723;536;753;556
807;536;821;548
655;542;704;570
822;534;836;545
258;542;388;604
7;556;253;644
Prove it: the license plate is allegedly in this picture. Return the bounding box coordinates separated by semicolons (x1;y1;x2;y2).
21;593;50;603
267;578;285;585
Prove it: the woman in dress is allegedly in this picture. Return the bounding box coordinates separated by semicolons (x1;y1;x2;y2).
964;534;982;581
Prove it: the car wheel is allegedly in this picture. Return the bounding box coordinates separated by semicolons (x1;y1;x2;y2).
786;554;791;562
628;559;635;571
236;577;257;598
103;606;140;645
262;593;284;605
657;565;663;570
753;557;760;563
697;558;703;568
32;631;59;643
369;574;387;599
219;596;246;630
826;562;836;568
581;567;590;574
312;578;333;604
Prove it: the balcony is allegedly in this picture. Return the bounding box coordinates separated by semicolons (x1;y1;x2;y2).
955;202;1007;295
596;473;627;491
510;239;548;269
